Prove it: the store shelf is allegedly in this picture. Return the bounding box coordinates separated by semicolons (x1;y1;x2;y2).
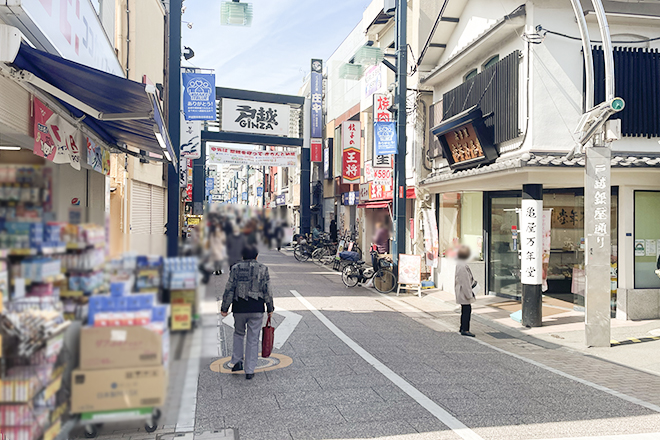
11;273;66;286
66;242;105;251
40;245;67;255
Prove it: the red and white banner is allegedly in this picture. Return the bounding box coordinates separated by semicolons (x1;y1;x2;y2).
342;121;361;184
373;93;393;169
209;145;297;167
311;139;322;162
33;97;82;170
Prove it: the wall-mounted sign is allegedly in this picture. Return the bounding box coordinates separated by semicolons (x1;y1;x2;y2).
342;121;361;184
342;191;359;206
323;138;332;180
181;120;202;159
359;183;370;202
257;187;263;197
276;194;286;206
311;139;322;163
431;106;497;171
363;65;382;100
209;145;297;167
374;121;397;156
221;98;290;136
179;156;187;188
241;192;248;201
310;59;323;139
364;161;373;182
182;72;216;120
372;93;393;168
0;0;124;75
373;168;392;187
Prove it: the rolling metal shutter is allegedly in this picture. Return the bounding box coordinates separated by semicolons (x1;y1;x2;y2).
150;186;166;235
130;181;151;235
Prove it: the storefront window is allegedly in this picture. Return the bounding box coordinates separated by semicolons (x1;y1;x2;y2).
634;191;660;289
489;194;521;298
438;192;483;260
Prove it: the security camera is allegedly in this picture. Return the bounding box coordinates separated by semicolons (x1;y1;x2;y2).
388;82;396;93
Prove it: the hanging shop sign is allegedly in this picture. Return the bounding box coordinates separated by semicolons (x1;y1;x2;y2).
341;121;361;184
209;145;297;167
257;187;263;197
372;93;393;169
422;210;439;269
311;139;323;163
205;178;214;191
0;0;124;75
179;156;187;188
310;59;323;139
359;183;370;202
520;200;543;285
86;137;110;176
431;106;497;171
33;97;82;170
221;98;290;136
180;120;202;159
182;72;216;120
368;183;393;201
374;121;397;156
241;192;248;201
373;168;392;187
363;65;382;100
364;161;373;182
276;194;286;206
323;138;333;180
342;191;359;206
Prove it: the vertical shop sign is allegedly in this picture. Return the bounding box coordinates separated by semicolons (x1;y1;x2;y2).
541;209;552;292
310;59;323;139
364;161;373;182
182;72;216;120
180;120;202;159
342;121;361;184
179;159;188;188
86;137;103;174
372;93;393;168
521;199;543;285
374;121;397;156
323;138;332;179
311;139;322;162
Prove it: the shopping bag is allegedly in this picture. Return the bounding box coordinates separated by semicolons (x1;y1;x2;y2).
262;315;274;358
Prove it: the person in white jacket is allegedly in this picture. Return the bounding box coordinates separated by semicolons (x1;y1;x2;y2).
454;245;476;337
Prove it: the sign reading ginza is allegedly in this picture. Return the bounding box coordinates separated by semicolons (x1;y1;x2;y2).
221;98;290;137
372;93;393;168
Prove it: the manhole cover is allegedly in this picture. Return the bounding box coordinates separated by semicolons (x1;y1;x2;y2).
487;331;516;339
209;353;293;373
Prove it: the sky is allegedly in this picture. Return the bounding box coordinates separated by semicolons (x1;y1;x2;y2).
181;0;372;96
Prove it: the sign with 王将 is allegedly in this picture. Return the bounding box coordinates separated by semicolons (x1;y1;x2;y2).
342;121;361;184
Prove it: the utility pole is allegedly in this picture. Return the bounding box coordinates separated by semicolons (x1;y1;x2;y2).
166;0;182;257
392;0;407;266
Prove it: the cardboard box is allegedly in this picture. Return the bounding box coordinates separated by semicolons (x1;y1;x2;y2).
80;326;162;370
71;366;167;413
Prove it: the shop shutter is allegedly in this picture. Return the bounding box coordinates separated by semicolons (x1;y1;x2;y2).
0;75;31;137
150;186;166;235
130;181;151;235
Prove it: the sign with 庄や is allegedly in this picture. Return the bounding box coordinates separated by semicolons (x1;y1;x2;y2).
221;98;290;137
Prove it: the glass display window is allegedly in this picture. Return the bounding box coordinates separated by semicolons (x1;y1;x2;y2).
634;191;660;289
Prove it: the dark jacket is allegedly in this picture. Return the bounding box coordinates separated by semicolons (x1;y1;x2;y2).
226;233;246;268
220;260;274;314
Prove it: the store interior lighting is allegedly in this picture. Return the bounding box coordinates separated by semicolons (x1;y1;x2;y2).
0;146;21;150
153;125;167;150
163;150;172;162
220;0;253;26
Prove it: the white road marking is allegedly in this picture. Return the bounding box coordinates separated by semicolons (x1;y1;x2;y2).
176;328;202;432
535;434;660;440
377;293;660;414
290;289;484;440
222;308;302;349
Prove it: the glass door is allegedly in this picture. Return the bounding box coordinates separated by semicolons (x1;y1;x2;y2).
488;193;522;298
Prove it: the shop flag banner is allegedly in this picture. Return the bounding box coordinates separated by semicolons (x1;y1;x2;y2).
422;210;439;269
365;161;373;182
342;121;361;184
86;137;110;176
257;187;263;197
209;146;297;168
323;138;333;180
221;98;290;136
310;59;323;139
179;156;187;188
374;121;397;156
373;93;393;169
181;120;202;159
33;97;82;170
520;200;543;285
541;209;553;292
182;72;216;120
311;139;322;162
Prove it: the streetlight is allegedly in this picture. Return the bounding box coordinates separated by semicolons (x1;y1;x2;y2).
220;1;253;27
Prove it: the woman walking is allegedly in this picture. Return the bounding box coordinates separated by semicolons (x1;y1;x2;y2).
220;246;274;379
455;245;476;337
208;220;227;275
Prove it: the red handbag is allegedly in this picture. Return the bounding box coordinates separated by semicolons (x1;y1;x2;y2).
261;315;274;358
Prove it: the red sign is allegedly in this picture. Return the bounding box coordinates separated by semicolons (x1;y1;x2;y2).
342;121;361;184
311;139;322;162
33;98;57;161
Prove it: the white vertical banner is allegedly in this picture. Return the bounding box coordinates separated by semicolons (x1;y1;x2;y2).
179;157;188;188
520;200;543;285
180;120;202;159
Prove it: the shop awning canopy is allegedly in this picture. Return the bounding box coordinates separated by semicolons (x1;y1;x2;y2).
358;201;391;209
3;40;175;163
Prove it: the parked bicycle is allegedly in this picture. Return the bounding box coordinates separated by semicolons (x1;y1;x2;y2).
341;249;397;293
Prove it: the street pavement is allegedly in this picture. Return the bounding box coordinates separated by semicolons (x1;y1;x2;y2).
73;248;660;439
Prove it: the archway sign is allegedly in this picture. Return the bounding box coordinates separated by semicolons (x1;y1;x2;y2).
192;88;309;232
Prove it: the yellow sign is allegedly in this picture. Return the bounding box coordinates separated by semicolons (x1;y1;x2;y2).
187;217;201;226
171;304;192;331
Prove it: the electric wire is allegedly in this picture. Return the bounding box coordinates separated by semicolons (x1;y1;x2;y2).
537;25;660;44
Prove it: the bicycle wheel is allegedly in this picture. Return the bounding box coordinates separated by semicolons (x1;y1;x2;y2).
312;247;326;262
294;245;311;262
342;264;360;288
373;269;397;293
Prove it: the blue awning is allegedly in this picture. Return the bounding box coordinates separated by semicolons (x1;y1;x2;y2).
10;42;175;163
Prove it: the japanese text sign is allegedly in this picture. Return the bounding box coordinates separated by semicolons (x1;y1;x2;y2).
323;139;332;180
342;121;361;184
209;146;297;168
182;72;216;120
372;93;393;168
520;199;543;285
221;98;290;136
180;120;202;159
374;121;397;156
33;97;82;170
373;168;392;187
311;139;322;163
310;59;323;139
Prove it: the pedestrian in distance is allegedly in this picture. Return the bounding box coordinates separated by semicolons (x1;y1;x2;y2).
220;246;274;380
226;224;247;270
455;245;477;337
208;220;227;275
329;219;338;243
